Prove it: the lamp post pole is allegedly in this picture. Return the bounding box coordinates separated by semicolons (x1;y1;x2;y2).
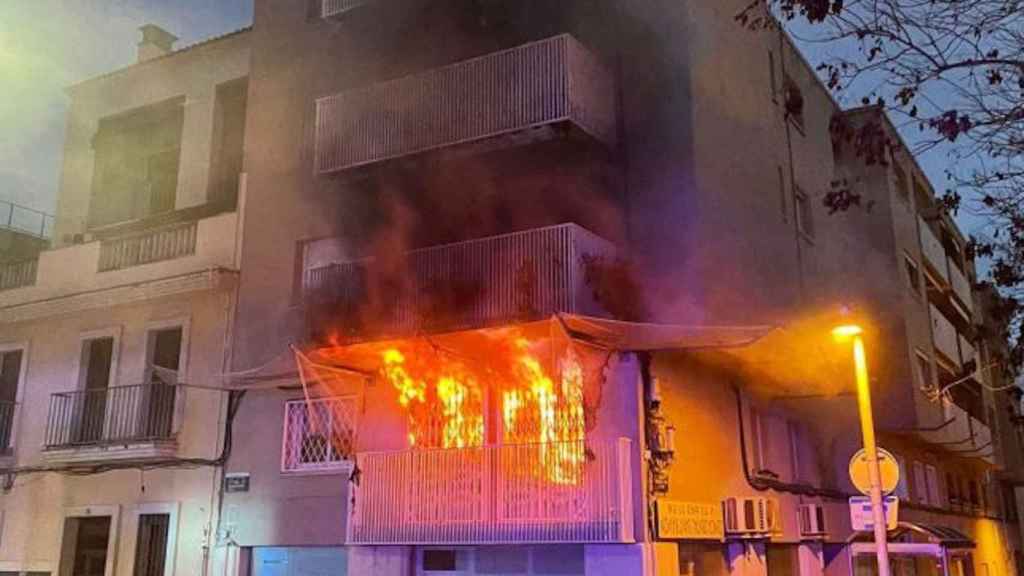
851;333;891;576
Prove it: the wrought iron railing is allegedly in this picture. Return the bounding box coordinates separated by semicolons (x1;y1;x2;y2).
348;438;634;544
315;34;617;174
304;223;616;341
97;221;198;272
44;383;181;448
0;401;16;453
321;0;369;18
0;258;38;291
282;396;359;473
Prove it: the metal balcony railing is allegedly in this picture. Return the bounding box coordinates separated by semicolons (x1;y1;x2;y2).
0;258;38;291
44;383;182;449
930;304;959;366
1;199;53;239
948;262;974;313
321;0;369;18
919;217;948;284
315;34;617;174
282;396;359;473
97;221;198;272
0;401;16;453
348;438;634;544
304;224;616;340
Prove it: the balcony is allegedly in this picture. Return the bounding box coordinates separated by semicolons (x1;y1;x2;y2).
959;334;976;366
0;259;38;292
304;223;616;342
348;438;634;544
921;399;995;465
282;396;358;474
314;34;617;175
42;383;184;463
919;217;948;284
0;210;237;323
930;305;959;366
320;0;368;18
948;262;974;314
1;199;53;239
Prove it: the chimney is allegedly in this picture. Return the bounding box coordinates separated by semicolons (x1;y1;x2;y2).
137;24;178;62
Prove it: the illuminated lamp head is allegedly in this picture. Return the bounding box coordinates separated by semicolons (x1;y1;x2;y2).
831;324;863;342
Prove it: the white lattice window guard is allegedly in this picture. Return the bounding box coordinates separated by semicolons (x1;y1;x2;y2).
282;396;358;474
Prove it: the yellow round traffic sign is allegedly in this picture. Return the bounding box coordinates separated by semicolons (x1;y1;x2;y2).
849;448;900;496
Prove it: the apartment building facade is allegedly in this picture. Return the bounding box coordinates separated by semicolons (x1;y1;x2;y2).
0;27;249;576
218;1;1024;576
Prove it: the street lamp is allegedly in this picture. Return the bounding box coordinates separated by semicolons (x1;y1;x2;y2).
832;324;891;576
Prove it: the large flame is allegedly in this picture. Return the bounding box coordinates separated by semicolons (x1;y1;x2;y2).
378;334;586;484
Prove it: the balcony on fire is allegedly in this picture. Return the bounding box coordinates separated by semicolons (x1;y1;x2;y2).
303;224;617;342
313;34;617;176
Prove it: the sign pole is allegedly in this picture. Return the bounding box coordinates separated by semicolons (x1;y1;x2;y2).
852;334;891;576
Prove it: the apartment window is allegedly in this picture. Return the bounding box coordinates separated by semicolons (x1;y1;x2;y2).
133;514;170;576
423;550;459;572
777;166;788;222
894;455;910;501
904;256;922;295
795;188;814;239
208;78;248;210
926;465;941;507
143;327;182;439
893;162;910;202
767;544;799;576
76;336;116;444
750;407;768;474
947;472;960;506
913;461;928;504
915;352;933;391
0;349;23;452
282;397;358;473
89;97;185;228
783;74;805;130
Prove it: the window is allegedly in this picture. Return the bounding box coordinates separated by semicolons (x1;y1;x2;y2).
422;550;458;572
787;420;802;482
777;166;788;222
893;162;910;202
133;514;170;576
208;78;248;209
77;336;115;444
679;543;727;576
925;465;940;507
767;544;799;576
282;397;358;473
0;349;23;453
783;74;805;130
795;188;814;239
89;98;185;228
143;327;182;439
894;455;910;501
750;407;768;473
904;256;922;295
947;472;961;506
915;352;933;391
913;461;928;504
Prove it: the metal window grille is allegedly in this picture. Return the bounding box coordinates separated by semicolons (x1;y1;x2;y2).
282;396;358;473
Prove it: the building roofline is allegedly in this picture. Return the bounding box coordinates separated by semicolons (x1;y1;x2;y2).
65;25;252;94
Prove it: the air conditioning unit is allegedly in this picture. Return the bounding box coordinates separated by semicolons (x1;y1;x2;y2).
723;497;770;536
798;503;827;537
321;0;368;18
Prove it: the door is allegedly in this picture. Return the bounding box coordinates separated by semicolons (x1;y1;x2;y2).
0;349;21;452
134;514;170;576
71;516;112;576
142;328;181;439
77;338;114;444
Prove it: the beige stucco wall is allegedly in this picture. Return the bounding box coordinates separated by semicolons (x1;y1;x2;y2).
54;30;250;246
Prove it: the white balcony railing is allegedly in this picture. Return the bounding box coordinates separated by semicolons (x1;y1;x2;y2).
0;259;38;291
321;0;368;18
932;400;994;465
948;262;974;313
282;396;359;473
919;217;948;283
315;34;617;174
348;438;634;545
930;304;960;366
959;334;976;366
304;223;616;341
98;221;198;272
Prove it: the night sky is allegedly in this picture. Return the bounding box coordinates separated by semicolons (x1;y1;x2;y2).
0;1;979;238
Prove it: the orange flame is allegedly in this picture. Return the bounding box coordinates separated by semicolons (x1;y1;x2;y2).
379;334;586;484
